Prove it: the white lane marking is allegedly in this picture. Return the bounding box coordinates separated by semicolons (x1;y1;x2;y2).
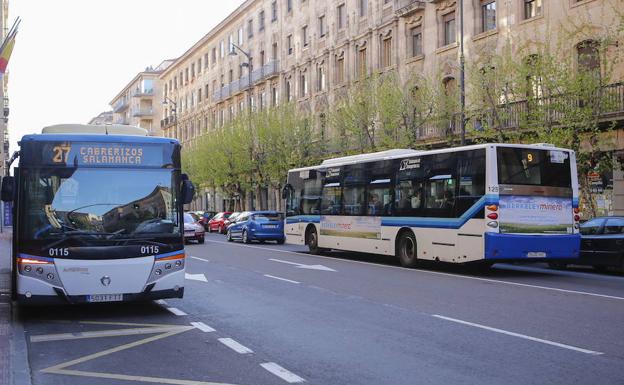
206;239;624;301
269;258;336;272
190;256;210;263
185;273;208;282
218;338;253;354
190;322;215;332
166;307;187;316
154;299;167;305
260;362;305;383
264;274;301;284
432;315;603;355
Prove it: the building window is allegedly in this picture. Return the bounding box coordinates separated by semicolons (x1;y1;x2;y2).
228;34;234;54
272;87;278;106
271;1;277;21
358;47;367;78
185;68;189;83
300;73;308;97
198;59;202;74
359;0;367;17
238;27;244;45
336;55;345;83
443;12;456;46
191;63;195;78
287;0;292;12
272;42;278;61
287;34;293;54
229;69;233;82
317;65;326;91
212;48;217;65
302;25;308;47
481;1;496;32
410;26;422;57
286;80;292;101
337;4;346;29
173;77;177;90
382;36;392;68
220;40;225;58
205;84;209;100
204;53;209;69
260;50;265;66
577;40;600;76
259;10;265;31
524;0;542;20
198;87;202;102
248;19;254;38
319;15;326;37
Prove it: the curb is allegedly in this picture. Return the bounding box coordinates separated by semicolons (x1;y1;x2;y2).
10;304;32;385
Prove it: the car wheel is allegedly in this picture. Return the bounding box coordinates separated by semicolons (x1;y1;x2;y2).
198;236;205;244
207;226;212;233
548;262;567;270
592;265;608;273
397;231;418;268
227;229;233;242
242;230;251;244
277;238;285;245
219;225;224;234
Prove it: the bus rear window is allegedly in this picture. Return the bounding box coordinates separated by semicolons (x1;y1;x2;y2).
497;147;571;187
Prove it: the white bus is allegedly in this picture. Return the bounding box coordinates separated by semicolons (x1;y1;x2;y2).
1;124;194;304
283;144;581;267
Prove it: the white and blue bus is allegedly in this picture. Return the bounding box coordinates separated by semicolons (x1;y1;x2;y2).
1;124;194;304
283;144;580;267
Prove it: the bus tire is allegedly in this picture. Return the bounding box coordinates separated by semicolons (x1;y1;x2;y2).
548;262;567;270
397;231;418;268
306;227;321;255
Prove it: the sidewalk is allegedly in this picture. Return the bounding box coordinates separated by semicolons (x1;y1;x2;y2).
0;230;13;385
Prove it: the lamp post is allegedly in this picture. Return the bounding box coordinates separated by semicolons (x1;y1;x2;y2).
459;0;466;146
162;96;177;140
229;43;256;210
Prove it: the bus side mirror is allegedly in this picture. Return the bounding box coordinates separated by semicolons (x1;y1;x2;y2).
1;176;14;202
181;180;195;205
282;184;292;200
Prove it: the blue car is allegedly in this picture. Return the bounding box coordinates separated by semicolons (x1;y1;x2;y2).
227;211;285;244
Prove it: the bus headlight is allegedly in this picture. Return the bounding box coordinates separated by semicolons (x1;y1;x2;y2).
147;253;185;284
17;256;62;287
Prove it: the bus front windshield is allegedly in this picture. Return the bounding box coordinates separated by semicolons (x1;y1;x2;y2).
20;167;180;244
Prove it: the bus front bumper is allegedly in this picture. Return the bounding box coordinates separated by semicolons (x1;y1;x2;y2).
484;233;580;261
16;287;184;306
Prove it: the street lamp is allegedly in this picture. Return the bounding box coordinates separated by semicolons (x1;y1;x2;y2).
459;0;466;146
162;96;177;139
229;43;256;210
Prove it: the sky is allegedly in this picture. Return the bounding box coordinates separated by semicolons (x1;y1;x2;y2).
7;0;243;152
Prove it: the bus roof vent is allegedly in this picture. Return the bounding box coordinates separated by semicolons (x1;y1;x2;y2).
42;124;149;136
321;149;421;166
533;143;556;148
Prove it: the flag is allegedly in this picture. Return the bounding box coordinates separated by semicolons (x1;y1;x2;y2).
0;18;20;74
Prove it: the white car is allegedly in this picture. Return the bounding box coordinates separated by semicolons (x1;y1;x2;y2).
184;213;205;244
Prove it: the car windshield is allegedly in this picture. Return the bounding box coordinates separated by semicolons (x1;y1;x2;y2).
253;213;282;222
580;218;604;235
20;167;180;242
184;213;196;223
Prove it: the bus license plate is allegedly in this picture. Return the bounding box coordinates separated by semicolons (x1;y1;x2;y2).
527;252;546;258
87;294;123;302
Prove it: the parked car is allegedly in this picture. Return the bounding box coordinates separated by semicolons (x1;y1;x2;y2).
222;212;241;233
207;211;232;233
184;212;205;244
198;211;215;230
227;211;285;244
577;216;624;272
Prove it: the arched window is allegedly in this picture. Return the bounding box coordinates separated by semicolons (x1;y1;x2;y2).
577;40;600;76
443;77;456;96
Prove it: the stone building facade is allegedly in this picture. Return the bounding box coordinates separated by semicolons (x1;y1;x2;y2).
0;0;10;177
159;0;624;213
110;60;174;136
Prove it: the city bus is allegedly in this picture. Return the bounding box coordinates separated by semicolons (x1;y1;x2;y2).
283;144;580;267
1;124;194;304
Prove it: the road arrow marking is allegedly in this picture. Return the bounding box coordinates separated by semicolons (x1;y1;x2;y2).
185;273;208;282
269;258;336;272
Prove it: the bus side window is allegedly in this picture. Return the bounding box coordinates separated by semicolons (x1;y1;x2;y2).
423;153;457;218
320;184;342;215
456;149;486;218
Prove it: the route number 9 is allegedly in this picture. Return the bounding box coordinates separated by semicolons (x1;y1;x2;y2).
527;153;533;162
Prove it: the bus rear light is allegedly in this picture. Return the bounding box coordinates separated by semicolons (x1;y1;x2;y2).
487;221;499;228
487;213;498;220
574;215;580;222
486;205;498;211
573;207;580;214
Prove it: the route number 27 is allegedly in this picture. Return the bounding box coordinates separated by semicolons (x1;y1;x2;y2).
52;145;71;163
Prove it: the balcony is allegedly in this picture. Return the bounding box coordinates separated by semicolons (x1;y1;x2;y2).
114;118;129;125
213;61;280;103
161;115;177;128
113;99;129;113
132;108;154;117
395;0;425;17
417;83;624;144
132;88;154;98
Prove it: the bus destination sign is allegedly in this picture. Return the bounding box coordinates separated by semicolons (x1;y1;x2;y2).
34;142;170;167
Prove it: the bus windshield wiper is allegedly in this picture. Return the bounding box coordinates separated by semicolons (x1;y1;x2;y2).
41;230;118;250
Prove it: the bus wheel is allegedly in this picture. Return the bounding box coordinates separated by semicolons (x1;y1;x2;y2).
397;231;418;268
306;227;321;255
548;262;567;270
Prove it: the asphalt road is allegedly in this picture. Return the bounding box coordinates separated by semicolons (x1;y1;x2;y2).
17;232;624;385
